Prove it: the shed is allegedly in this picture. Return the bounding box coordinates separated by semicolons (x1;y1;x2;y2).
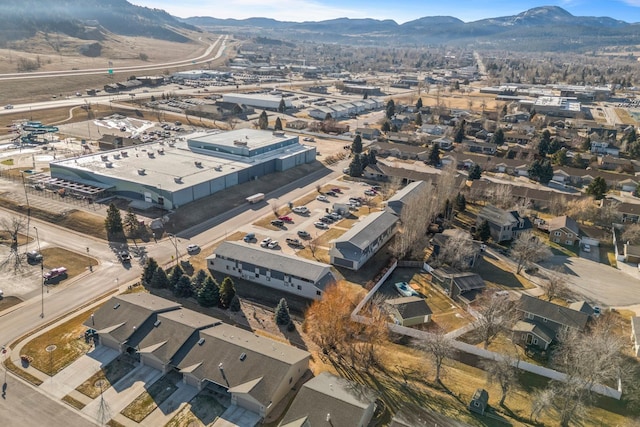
469;388;489;415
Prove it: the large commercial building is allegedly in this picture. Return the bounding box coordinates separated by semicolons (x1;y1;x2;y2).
48;129;315;210
221;93;293;110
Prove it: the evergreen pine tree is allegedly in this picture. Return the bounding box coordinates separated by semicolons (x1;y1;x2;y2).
368;150;377;165
123;208;139;239
352;134;363;154
278;98;286;113
348;154;363;177
258;110;269;130
275;298;291;325
105;203;124;235
219;276;236;308
174;275;193;298
476;220;491;242
150;267;169;289
454;122;465;143
274;117;283;131
169;264;184;290
455;193;466;212
416;97;423;110
468;164;482;180
191;269;208;293
428;142;440;166
381;120;391;133
142;257;159;285
490;127;504;145
197;276;220;307
385;99;395;119
229;295;241;312
415;113;422;126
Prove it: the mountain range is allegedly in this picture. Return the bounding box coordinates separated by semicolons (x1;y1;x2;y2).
185;6;640;51
1;2;639;52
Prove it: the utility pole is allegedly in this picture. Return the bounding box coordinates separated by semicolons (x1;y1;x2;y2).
34;226;44;318
168;234;179;267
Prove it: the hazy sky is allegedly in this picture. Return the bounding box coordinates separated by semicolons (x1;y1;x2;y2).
131;0;640;23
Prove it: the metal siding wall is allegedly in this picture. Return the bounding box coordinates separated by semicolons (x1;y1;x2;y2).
173;188;193;207
224;172;239;188
210;177;225;193
192;182;210;200
236;168;250;184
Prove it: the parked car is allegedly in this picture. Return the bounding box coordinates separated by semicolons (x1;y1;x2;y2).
328;213;342;221
260;237;272;247
243;233;256;242
292;206;309;214
118;251;132;263
27;250;43;263
325;190;337;197
371;185;382;191
394;282;419;297
331;188;341;193
593;306;601;317
271;219;284;227
314;222;329;229
44;267;67;281
186;244;200;254
278;216;293;222
319;216;333;224
267;240;279;249
286;238;303;248
316;195;328;202
297;230;311;239
583;244;591;253
364;190;377;196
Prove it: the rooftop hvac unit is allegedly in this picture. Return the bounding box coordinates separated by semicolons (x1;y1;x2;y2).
138;168;146;175
214;165;222;171
101;155;109;161
157;148;164;154
105;162;113;168
194;161;202;168
148;151;155;158
198;338;205;346
174;177;183;183
113;154;120;159
120;151;128;157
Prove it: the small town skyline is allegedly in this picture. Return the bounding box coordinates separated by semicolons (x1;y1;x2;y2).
131;0;640;25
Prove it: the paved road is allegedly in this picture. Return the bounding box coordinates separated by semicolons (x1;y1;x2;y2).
0;372;96;427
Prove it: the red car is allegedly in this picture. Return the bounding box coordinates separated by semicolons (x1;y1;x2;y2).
331;187;341;193
279;216;293;222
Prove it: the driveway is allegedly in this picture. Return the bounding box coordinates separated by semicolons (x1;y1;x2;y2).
213;405;261;427
542;255;640;307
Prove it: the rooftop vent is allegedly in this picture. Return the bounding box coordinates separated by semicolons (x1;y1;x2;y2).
239;352;247;361
214;165;222;171
233;140;248;146
157;148;164;155
174;177;183;184
194;161;202;168
138;169;146;175
101;155;109;161
120;151;128;157
105;162;113;168
148;152;155;158
113;154;120;160
153;320;161;327
113;303;120;309
197;338;205;346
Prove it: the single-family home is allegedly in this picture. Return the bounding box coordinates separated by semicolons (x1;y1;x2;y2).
385;296;432;326
420;124;446;135
173;322;310;417
599;155;632;171
513;294;591;350
430;268;486;301
329;210;398;270
590;141;620;157
355;127;381;140
208;241;336;300
368;141;429;161
464;141;497;155
514;164;529;177
619;178;639;193
279;372;377;427
624;241;640;264
434;136;454;151
631;317;640;357
476;205;532;242
548;215;580;246
385;180;427;216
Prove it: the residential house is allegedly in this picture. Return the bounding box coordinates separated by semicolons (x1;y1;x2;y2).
503;132;533;145
468;389;489;415
126;309;221;373
385;180;427;216
441;154;455;166
591;141;620;157
434;136;454;151
502;112;531;123
619;178;639;193
173;322;310;417
385;296;432;326
355;127;381;140
329;210;398;270
362;163;387;181
464;141;497;155
286;120;308;130
430;268;486;301
279;372;376;427
83;293;182;353
420;124;446;135
624;241;640;264
514;164;530;177
599;155;632;171
616;202;640;223
631;317;640;357
368;141;429;161
476;205;532;242
208;241;336;300
513;294;591;350
387;132;415;144
548;215;580;246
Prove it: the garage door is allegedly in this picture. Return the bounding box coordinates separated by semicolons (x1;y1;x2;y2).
184;373;201;389
235;394;263;416
141;354;164;372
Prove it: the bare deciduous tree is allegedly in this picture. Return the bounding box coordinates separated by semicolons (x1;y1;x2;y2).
541;266;573;302
390;179;436;259
435;230;476;271
486;184;513;210
622;223;640;245
472;292;517;349
416;325;456;383
482;354;520;406
511;231;552;274
0;215;27;272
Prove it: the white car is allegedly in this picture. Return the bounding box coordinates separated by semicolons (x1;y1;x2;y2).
316;195;328;202
186;244;200;254
267;240;279;249
260;237;272;247
314;221;329;229
583;244;591;253
292;206;309;214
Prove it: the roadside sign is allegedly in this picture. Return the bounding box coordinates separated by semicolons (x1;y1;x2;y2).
108;69;113;74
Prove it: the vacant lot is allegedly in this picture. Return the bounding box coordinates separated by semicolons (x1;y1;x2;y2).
41;247;97;278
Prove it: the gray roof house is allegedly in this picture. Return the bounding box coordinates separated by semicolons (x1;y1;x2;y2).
513;294;591;350
385;180;427;216
385;296;432;326
173;322;310;417
329;210;398;270
476;205;532;242
208;241;336;300
83;293;181;352
279;372;376;427
125;308;221;373
430;268;485;301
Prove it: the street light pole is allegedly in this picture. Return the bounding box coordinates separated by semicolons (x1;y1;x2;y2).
34;226;44;318
168;234;179;267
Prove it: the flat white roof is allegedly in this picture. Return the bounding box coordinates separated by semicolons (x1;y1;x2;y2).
189;128;295;151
